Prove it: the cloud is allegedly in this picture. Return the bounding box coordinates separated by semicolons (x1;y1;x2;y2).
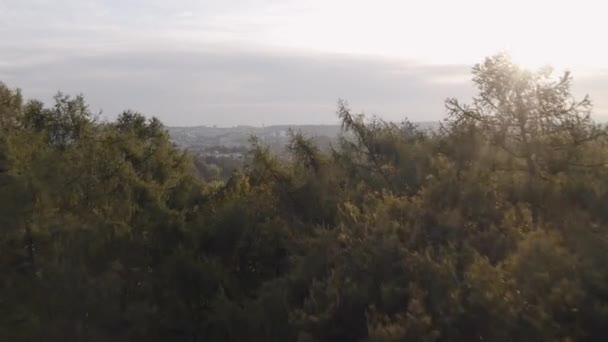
2;41;606;126
0;41;479;126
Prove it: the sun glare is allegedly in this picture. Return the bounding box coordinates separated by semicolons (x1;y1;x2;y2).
254;0;606;72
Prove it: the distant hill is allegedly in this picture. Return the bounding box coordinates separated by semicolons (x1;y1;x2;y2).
167;122;440;152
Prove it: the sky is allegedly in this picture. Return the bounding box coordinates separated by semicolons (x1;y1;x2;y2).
1;0;607;126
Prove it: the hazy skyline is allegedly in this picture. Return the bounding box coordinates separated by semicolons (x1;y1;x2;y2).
1;0;607;126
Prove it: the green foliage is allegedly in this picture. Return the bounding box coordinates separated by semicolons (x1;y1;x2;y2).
2;53;608;341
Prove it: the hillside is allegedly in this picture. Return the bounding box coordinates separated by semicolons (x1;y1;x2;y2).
168;122;439;151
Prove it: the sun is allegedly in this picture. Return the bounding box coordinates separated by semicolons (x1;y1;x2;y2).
506;44;603;73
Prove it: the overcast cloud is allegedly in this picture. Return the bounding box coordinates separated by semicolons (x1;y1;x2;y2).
1;0;606;126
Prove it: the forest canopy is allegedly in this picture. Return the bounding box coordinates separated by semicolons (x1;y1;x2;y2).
1;53;608;341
